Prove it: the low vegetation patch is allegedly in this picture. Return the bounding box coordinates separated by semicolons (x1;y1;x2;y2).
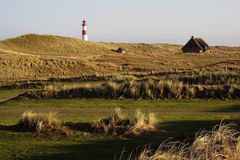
92;108;157;136
19;79;240;100
3;109;157;137
177;71;240;85
122;124;240;160
17;111;69;136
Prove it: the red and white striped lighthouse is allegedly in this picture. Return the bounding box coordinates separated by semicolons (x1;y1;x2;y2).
82;19;88;41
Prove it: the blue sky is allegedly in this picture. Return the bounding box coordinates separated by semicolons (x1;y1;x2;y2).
0;0;240;45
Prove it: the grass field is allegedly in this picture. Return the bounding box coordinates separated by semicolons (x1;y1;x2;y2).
0;34;240;159
0;98;240;160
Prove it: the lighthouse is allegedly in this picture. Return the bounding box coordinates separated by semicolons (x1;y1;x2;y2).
82;19;88;41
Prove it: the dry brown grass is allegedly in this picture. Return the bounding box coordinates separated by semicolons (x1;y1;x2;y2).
17;111;69;136
122;124;240;160
13;109;157;137
130;110;157;135
0;34;110;55
20;78;240;99
92;108;157;136
0;34;240;81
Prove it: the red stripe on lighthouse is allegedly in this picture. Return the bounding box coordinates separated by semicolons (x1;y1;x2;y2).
82;30;87;35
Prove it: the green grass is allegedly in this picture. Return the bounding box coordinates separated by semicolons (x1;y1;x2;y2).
3;98;240;109
0;99;240;160
0;89;25;102
1;99;240;123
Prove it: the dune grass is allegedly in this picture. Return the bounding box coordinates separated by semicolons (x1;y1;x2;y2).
8;109;157;137
92;108;157;136
125;124;240;160
20;79;240;99
17;111;69;136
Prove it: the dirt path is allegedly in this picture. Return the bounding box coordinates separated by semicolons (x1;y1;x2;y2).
0;48;41;57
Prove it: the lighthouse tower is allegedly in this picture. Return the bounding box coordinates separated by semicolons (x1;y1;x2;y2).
82;19;88;41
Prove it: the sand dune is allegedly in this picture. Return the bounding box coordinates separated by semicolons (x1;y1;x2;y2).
0;34;239;81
